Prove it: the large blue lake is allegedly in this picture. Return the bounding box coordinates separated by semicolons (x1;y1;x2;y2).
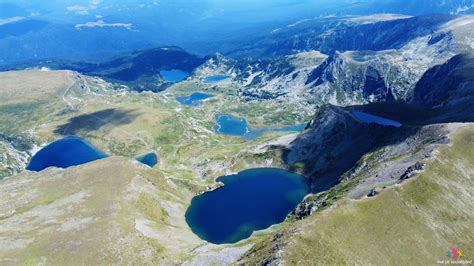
203;75;230;83
176;92;215;106
160;69;189;82
215;114;306;140
185;168;310;244
27;136;108;171
352;110;402;127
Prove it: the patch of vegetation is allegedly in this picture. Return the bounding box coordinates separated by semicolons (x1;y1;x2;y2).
136;193;168;224
108;138;146;157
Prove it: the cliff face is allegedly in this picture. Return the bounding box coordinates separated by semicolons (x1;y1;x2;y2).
241;125;474;265
228;15;456;58
412;53;474;123
213;16;474;111
285;106;393;191
238;103;469;266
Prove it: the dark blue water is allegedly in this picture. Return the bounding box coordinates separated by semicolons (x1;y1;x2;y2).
185;168;310;244
27;136;108;171
203;75;230;83
352;110;402;127
215;114;306;140
176;92;215;106
160;69;189;82
136;152;158;167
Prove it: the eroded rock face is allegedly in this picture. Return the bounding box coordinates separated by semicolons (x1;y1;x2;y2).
412;53;474;123
285;105;394;191
212;16;473;111
399;161;425;180
284;102;453;218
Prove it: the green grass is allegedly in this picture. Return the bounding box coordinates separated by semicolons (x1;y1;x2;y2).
108;138;146;157
281;126;474;265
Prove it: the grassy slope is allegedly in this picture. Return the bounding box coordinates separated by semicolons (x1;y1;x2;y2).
5;70;472;264
0;70;72;105
0;70;72;136
0;157;204;264
0;70;75;177
282;126;474;265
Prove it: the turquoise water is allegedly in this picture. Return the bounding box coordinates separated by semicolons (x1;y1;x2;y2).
27;136;108;171
203;75;230;83
352;110;402;127
176;92;215;106
136;152;158;167
215;114;250;136
160;69;189;82
185;168;310;244
215;114;306;140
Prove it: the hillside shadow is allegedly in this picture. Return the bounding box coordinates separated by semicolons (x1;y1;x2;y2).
278;100;474;194
350;54;474;126
279;121;399;194
54;108;139;135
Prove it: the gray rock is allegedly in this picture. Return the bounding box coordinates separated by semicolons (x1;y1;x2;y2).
400;161;425;180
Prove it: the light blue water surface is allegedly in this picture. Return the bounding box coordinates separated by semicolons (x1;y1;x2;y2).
160;69;189;82
352;110;402;127
203;75;230;83
215;114;306;140
176;92;215;106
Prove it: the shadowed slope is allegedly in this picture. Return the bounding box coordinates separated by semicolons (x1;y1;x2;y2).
54;108;139;136
281;126;474;265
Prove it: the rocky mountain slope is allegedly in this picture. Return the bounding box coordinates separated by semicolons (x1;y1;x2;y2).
0;11;473;266
226;14;455;58
241;124;474;265
0;157;203;264
235;47;474;260
2;47;207;92
6;15;471;110
235;40;474;263
197;15;474;112
413;53;474;121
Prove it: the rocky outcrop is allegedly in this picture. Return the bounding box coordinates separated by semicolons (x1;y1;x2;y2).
228;15;455;58
227;16;474;109
412;53;474;122
7;47;208;92
284;101;454;217
285;105;395;192
399;161;425;180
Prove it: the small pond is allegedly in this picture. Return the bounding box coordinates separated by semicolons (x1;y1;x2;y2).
160;69;189;82
215;114;306;140
176;92;215;106
352;110;402;127
135;152;159;167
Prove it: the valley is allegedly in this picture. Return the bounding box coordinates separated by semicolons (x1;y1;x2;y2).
0;8;473;266
0;69;313;264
